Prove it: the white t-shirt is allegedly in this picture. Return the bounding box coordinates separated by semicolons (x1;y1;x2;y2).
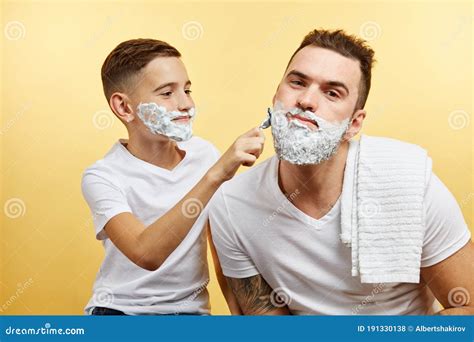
209;155;471;315
81;137;220;315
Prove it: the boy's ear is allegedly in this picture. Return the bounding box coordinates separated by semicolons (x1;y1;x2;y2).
343;108;366;141
109;92;135;123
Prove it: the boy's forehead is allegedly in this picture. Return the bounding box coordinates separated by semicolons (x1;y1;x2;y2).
287;46;361;89
140;56;187;86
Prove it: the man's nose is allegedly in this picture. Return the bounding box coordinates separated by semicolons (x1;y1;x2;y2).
297;88;319;113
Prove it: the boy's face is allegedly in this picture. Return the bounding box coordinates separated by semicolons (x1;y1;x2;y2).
273;46;362;128
129;56;195;124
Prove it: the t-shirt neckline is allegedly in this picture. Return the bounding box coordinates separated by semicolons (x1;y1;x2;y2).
269;156;341;229
116;138;191;175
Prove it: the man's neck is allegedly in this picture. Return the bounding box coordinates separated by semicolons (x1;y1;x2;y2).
124;133;185;171
278;140;349;219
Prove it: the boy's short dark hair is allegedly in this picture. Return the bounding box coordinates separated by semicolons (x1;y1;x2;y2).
101;38;181;101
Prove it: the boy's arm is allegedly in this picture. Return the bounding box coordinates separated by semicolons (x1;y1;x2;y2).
207;221;243;314
104;128;264;271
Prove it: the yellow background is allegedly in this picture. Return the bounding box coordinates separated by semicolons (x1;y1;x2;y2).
1;0;472;315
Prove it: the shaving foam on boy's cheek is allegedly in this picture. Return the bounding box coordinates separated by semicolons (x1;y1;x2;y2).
270;102;350;165
136;102;196;142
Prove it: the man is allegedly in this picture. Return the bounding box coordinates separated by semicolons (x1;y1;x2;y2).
209;29;473;315
82;38;263;315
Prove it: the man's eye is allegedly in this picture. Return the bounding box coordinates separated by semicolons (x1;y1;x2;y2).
327;90;339;98
290;80;304;86
185;89;192;95
161;91;173;96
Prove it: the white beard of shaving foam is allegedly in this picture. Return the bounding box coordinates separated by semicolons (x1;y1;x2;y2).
270;103;350;165
136;102;196;142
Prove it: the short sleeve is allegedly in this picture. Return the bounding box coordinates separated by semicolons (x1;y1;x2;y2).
420;172;471;267
81;168;132;240
208;189;259;278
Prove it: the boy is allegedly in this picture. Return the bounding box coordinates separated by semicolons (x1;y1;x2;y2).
82;38;263;315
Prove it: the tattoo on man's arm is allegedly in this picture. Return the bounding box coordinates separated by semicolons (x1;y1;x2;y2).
226;274;278;314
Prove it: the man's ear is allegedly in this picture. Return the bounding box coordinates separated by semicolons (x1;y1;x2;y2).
343;108;366;141
109;92;135;123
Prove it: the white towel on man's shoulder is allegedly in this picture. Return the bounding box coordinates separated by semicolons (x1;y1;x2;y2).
340;135;432;283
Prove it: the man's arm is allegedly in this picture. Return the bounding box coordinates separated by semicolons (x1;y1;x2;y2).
421;240;474;315
105;128;265;271
207;222;243;314
226;274;291;315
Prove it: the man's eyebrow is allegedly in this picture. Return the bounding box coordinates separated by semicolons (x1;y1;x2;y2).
287;70;350;95
326;80;350;95
152;80;191;93
286;70;311;80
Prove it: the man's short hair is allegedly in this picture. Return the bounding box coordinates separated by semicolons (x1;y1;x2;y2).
287;29;375;109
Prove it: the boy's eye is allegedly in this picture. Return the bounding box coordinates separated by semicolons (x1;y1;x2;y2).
161;91;172;96
185;89;192;95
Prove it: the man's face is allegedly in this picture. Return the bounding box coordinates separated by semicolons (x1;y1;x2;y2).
129;56;195;124
270;46;366;165
273;46;362;128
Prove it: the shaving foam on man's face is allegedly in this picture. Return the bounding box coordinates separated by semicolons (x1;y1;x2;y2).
136;102;196;142
270;102;350;165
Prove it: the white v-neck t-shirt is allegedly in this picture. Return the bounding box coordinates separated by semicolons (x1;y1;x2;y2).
209;155;471;315
81;136;219;315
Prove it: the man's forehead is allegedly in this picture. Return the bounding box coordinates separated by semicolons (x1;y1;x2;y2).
287;46;361;88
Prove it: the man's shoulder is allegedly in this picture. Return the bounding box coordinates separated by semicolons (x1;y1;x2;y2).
360;135;428;155
217;156;276;202
208;156;277;236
